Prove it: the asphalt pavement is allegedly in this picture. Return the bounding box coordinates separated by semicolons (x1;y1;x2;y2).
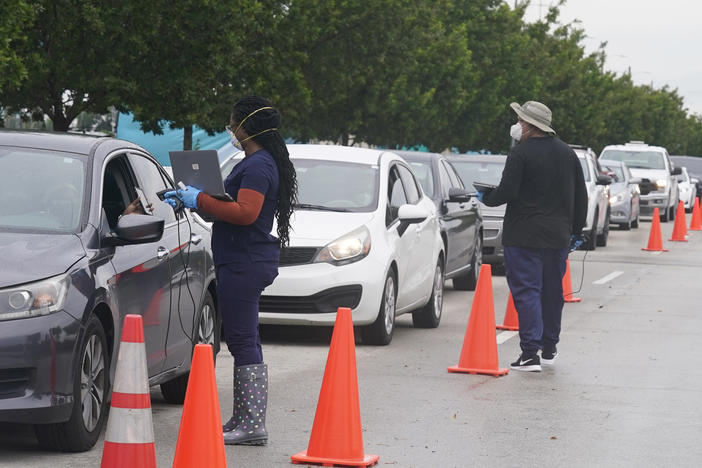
1;220;701;467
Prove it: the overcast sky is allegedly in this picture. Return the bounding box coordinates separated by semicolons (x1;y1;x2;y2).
522;0;702;116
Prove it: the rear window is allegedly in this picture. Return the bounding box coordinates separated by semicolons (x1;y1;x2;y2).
450;160;505;187
294;159;379;212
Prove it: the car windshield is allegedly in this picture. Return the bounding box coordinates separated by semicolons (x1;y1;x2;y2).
450;160;505;187
601;150;666;170
0;147;87;232
406;161;434;197
602;165;624;182
294;159;379;212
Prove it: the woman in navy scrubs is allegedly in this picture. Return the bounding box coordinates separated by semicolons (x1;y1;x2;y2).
165;96;297;445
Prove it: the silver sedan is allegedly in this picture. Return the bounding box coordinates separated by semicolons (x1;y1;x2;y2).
600;159;642;230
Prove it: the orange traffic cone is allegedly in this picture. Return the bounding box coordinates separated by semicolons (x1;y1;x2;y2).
690;197;702;230
642;207;668;251
448;264;509;376
669;201;688;241
496;292;519;331
562;259;581;303
291;308;379;467
172;344;226;468
101;315;156;468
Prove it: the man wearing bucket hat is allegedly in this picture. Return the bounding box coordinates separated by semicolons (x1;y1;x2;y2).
479;101;587;372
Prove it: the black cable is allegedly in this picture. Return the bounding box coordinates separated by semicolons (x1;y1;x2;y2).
563;249;589;297
174;208;198;345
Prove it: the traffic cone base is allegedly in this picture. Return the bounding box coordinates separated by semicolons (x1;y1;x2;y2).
496;292;519;331
448;264;509;377
292;308;379;467
642;207;668;251
291;451;380;467
562;260;581;303
447;365;509;376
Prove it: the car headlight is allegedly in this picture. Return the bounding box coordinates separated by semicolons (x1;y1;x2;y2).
0;274;70;321
610;193;624;204
313;226;371;266
656;179;667;189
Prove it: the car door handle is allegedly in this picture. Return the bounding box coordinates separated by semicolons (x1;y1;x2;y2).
190;234;202;245
157;247;169;260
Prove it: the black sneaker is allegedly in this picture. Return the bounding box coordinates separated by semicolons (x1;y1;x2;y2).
510;354;541;372
541;347;558;365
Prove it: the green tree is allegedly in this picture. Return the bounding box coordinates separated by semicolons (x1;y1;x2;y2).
0;0;35;94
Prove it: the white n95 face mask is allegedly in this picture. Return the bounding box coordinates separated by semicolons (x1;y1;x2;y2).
510;123;522;141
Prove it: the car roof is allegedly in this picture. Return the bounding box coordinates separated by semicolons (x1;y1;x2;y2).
390;150;443;161
601;141;667;153
286;144;388;165
0;130;108;154
447;154;507;163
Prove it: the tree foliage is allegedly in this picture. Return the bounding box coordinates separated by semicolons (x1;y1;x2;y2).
2;0;702;155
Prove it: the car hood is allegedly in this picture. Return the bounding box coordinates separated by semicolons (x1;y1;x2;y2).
629;168;668;182
289;210;376;246
0;232;86;288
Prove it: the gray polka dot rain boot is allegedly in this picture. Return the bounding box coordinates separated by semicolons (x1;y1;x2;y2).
222;364;241;433
223;363;268;445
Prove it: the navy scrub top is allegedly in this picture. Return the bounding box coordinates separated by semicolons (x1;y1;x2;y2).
211;149;280;265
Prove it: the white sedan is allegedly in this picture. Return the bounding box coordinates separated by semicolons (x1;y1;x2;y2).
220;144;445;345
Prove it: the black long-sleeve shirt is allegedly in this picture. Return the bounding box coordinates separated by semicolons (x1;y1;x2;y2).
482;136;588;249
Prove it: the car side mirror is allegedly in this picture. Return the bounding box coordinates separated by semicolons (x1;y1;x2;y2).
397;204;430;236
671;166;682;176
102;214;164;247
595;174;612;185
447;187;471;203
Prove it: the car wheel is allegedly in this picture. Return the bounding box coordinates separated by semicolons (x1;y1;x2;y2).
362;271;396;346
661;203;671;222
160;291;219;404
35;315;109;452
583;213;597;251
412;259;444;328
596;210;609;246
631;212;639;229
453;234;482;291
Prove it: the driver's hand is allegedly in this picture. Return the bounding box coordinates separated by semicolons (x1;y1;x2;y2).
123;198;152;215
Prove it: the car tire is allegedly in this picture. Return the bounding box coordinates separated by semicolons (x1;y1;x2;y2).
583;214;597;251
35;315;109;452
597;210;609;246
362;271;396;346
453;234;482;291
631;212;640;229
412;259;444;329
160;291;219;404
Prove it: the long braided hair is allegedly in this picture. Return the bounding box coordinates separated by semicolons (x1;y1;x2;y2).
232;96;298;247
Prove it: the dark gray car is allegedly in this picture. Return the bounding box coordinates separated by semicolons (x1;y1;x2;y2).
447;155;507;267
393;151;483;290
0;131;219;452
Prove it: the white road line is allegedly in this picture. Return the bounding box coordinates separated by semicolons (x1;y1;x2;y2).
496;331;518;344
593;270;624;285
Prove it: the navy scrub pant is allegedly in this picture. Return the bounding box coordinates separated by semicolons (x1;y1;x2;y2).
216;261;278;366
503;246;569;357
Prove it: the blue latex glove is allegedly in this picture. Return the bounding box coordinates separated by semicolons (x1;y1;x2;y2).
163;185;202;210
475;191;485;203
569;234;584;252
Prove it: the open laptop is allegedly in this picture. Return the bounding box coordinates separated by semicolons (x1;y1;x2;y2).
169;150;232;222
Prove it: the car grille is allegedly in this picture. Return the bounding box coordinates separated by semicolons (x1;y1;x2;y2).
279;247;320;266
260;285;363;314
0;368;31;399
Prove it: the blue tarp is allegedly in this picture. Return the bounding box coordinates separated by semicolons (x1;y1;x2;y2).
116;113;230;166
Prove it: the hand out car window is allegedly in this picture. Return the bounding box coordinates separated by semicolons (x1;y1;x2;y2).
387;166;407;225
0;147;86;232
127;154;177;224
397;165;420;204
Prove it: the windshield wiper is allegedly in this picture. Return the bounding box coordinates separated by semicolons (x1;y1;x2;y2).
293;203;352;212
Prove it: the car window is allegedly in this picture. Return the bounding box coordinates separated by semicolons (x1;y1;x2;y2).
294;159;379;212
443;161;464;189
578;158;591;182
406;161;434;198
386;166;407;225
102;156;134;229
0;147;87;232
600;150;666;170
450;160;505;187
397;165;420;204
602;165;624;182
438;162;453;197
128;154;177;224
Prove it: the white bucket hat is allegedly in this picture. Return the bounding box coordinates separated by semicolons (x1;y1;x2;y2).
510;101;556;134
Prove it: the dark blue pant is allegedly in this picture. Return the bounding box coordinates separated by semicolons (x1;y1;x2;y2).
216;262;278;366
503;246;569;357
